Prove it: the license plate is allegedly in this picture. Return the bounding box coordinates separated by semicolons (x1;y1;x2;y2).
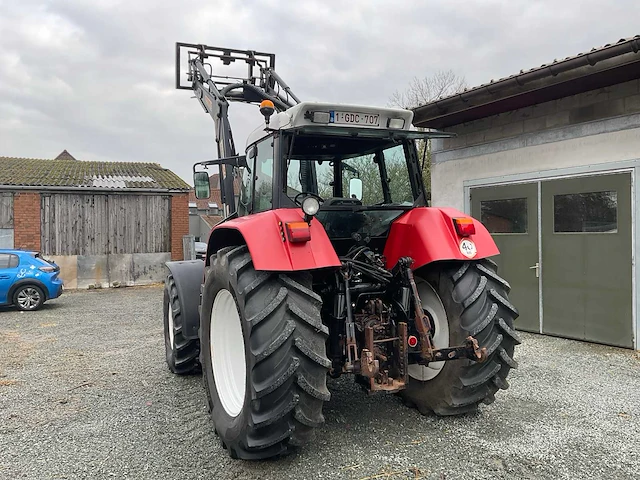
330;111;380;126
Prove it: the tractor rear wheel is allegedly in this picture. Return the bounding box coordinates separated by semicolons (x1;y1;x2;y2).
200;246;330;460
163;275;200;375
401;259;520;415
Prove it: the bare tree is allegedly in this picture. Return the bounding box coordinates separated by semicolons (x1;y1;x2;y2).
389;70;467;110
388;70;467;201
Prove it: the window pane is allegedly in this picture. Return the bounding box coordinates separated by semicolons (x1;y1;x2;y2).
316;161;334;199
9;254;19;268
254;137;274;213
341;154;384;204
383;144;413;204
554;191;617;233
0;254;10;269
480;198;528;234
237;166;252;216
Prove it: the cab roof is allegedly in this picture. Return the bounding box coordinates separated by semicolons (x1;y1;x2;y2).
246;102;414;148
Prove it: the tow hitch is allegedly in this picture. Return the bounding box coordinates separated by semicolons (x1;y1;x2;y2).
394;257;488;365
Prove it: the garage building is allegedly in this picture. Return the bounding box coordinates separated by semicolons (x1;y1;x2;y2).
414;36;640;349
0;152;190;288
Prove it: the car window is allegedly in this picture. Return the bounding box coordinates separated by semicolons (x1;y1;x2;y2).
0;254;16;269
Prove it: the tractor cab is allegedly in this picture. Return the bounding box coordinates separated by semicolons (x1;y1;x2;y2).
195;101;452;255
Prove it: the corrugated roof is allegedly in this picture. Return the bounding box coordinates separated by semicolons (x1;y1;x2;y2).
414;35;640;128
426;36;640;105
0;156;190;191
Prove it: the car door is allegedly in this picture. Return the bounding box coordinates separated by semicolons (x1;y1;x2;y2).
0;253;19;304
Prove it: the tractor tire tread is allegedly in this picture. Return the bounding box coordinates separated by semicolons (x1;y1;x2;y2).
401;259;518;416
164;275;200;375
204;246;329;460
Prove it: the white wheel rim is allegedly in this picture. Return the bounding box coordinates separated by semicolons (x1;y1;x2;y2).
210;289;247;417
408;279;449;382
167;301;175;348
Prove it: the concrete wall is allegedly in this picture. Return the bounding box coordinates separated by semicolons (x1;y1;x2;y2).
49;253;171;289
189;214;212;242
430;80;640;212
432;125;640;211
439;79;640;150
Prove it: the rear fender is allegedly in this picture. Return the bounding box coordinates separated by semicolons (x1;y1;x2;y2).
383;207;499;270
206;209;341;271
165;260;204;340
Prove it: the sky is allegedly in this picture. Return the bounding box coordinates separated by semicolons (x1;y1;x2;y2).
0;0;637;185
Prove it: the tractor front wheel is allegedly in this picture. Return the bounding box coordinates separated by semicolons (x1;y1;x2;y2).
401;259;520;415
200;246;331;460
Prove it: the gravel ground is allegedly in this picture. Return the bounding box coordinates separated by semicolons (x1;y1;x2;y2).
1;286;639;480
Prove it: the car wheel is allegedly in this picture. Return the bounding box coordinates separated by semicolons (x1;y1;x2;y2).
14;285;45;311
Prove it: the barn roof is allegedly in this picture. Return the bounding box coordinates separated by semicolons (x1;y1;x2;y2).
0;155;190;191
414;35;640;128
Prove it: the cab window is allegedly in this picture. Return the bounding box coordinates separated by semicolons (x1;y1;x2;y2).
253;136;274;213
237;165;252;217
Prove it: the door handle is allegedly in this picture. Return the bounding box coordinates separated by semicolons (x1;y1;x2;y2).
0;275;10;279
529;262;540;278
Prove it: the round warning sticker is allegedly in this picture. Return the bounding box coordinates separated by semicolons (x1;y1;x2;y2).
459;239;477;258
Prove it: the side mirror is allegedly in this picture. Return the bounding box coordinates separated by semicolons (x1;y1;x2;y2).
193;171;210;199
349;178;363;200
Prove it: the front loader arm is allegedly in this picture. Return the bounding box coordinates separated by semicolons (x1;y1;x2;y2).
176;42;302;219
190;58;237;216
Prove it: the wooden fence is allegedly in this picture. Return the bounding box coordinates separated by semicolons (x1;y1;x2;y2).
41;193;171;256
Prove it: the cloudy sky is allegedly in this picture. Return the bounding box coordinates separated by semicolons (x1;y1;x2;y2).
0;0;637;184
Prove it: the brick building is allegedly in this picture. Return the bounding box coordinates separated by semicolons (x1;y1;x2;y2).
413;36;640;349
188;172;241;242
0;152;190;288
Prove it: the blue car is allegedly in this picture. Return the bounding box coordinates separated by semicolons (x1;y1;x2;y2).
0;249;64;311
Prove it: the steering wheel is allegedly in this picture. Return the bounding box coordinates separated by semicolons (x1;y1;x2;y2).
293;192;324;206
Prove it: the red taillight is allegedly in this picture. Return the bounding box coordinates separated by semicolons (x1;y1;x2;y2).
285;221;311;243
453;217;476;237
407;335;418;348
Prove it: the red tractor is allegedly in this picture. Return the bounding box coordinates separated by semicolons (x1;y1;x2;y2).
165;43;520;460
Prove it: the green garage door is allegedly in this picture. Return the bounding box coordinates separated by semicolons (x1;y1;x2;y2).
471;183;540;332
541;173;632;348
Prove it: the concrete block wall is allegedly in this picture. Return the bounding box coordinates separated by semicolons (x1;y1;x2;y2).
441;79;640;150
171;193;189;260
13;192;41;251
431;126;640;212
49;253;171;289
